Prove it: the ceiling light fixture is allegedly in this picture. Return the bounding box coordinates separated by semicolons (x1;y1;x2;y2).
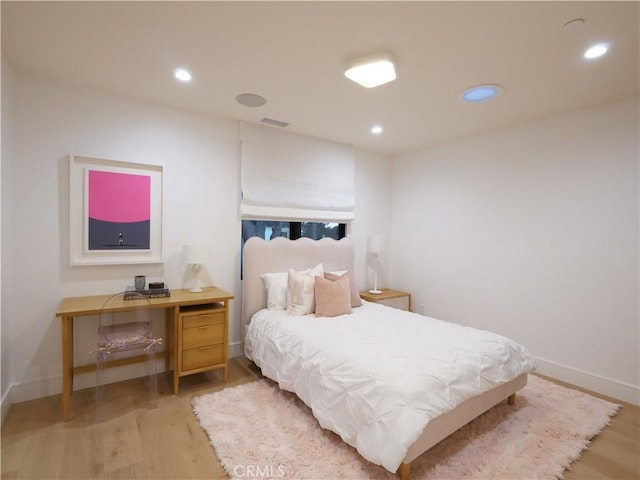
584;43;608;59
345;52;397;88
461;84;503;103
174;68;192;82
371;125;383;135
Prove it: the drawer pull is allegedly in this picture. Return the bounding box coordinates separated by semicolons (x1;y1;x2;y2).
199;346;213;350
199;325;211;329
199;314;212;318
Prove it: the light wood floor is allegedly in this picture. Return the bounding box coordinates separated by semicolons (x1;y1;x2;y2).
1;357;638;479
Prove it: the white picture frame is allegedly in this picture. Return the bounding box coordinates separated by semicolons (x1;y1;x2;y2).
69;154;163;266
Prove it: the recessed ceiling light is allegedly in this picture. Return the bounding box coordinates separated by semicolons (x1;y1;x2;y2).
461;84;503;103
584;43;608;59
236;93;267;107
371;125;383;135
174;68;192;82
345;52;397;88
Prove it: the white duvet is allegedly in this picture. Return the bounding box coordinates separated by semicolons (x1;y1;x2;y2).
245;301;536;473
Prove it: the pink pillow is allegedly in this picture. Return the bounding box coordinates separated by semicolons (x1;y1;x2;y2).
325;271;362;308
314;274;352;317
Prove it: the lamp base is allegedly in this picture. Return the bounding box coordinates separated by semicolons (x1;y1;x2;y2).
368;289;383;294
189;286;203;293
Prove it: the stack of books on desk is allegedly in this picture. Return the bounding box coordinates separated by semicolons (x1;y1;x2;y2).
124;286;171;300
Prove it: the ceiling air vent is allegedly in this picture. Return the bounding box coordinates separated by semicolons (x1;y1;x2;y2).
261;117;289;128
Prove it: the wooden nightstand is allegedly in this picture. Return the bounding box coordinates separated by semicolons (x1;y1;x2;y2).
172;287;233;394
360;288;412;312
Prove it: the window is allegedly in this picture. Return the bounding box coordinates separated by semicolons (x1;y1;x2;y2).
242;220;345;243
240;220;346;278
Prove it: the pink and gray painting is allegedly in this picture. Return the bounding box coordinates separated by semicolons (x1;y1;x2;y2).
88;170;151;250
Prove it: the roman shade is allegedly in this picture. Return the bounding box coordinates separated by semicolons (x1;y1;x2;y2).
239;122;355;221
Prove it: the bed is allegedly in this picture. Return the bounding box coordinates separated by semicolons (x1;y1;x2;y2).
242;236;535;479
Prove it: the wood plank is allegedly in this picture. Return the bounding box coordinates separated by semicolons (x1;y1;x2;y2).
56;287;234;317
100;411;145;473
74;351;166;374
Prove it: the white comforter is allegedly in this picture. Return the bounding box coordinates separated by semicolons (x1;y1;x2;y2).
245;301;536;472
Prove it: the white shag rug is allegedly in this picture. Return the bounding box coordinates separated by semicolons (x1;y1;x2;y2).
192;375;620;479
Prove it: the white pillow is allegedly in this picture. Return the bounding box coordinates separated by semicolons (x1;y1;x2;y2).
286;263;324;316
261;272;288;310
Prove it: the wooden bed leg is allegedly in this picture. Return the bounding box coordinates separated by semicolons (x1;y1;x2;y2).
508;393;516;405
398;462;410;480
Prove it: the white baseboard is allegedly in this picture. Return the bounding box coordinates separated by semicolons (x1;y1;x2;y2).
6;350;637;408
9;375;64;404
8;345;247;406
228;341;244;358
224;348;640;406
535;357;639;406
1;387;13;424
8;358;169;404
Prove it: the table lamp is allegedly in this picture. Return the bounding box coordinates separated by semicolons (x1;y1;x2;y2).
183;245;210;293
367;234;383;294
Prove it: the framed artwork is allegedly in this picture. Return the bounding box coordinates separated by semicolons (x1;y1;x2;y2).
69;155;163;265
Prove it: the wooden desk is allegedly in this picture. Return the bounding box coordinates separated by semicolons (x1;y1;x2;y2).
55;287;234;421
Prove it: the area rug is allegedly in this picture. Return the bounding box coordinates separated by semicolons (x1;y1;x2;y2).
192;375;620;479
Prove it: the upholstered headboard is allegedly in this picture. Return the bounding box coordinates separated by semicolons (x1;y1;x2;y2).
241;236;356;339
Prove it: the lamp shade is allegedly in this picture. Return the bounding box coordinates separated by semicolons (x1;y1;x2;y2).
367;234;383;255
345;52;397;88
182;245;210;265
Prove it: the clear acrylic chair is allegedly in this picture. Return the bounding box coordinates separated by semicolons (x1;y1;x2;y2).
95;291;162;422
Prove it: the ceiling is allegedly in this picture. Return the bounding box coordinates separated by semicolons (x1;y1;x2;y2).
2;1;638;156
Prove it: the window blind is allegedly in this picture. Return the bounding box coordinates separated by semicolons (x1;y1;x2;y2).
239;122;355;221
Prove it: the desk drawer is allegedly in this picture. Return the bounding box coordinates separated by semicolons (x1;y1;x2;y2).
182;322;224;349
182;344;224;371
182;310;224;329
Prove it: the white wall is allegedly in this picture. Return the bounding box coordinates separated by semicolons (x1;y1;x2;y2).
353;149;394;291
2;72;392;406
14;71;635;408
391;98;639;404
1;58;15;421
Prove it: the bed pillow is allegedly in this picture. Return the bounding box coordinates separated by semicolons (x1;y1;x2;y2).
327;270;362;308
260;272;288;310
315;273;352;317
286;263;324;316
